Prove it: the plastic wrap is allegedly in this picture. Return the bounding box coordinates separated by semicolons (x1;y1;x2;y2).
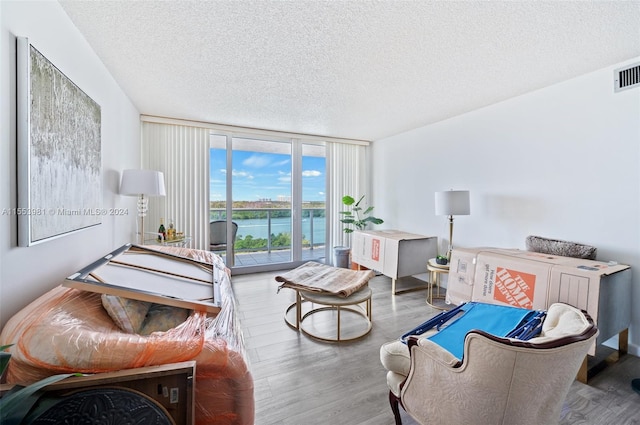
0;246;254;425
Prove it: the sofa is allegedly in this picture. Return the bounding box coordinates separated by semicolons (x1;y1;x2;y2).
0;246;253;425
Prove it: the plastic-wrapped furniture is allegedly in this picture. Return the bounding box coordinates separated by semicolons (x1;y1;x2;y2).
0;246;253;425
380;303;597;425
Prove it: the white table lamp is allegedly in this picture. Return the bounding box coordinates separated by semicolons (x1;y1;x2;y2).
120;169;166;244
435;190;470;260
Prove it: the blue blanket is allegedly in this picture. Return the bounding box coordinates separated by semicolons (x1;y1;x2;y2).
427;302;534;360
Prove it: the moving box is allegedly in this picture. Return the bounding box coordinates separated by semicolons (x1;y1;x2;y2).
447;247;631;354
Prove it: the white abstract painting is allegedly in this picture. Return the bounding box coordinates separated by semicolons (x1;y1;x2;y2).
18;38;101;246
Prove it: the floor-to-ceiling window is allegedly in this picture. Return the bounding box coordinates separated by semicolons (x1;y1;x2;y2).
210;133;327;272
141;115;369;270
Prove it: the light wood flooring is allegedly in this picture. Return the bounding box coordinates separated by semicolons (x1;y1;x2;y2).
231;271;640;425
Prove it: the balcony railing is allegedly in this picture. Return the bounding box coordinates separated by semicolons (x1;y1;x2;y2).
210;208;326;254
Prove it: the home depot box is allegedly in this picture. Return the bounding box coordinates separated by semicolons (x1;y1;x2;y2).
351;230;437;279
447;247;631;354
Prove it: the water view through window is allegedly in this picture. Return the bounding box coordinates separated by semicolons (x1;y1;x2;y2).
210;135;326;268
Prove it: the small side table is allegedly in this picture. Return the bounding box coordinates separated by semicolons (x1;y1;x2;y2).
162;237;192;248
427;258;449;309
284;286;373;342
144;232;192;248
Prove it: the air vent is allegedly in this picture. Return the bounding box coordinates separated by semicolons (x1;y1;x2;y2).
614;62;640;92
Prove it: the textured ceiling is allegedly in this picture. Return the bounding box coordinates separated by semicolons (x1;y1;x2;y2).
59;0;640;141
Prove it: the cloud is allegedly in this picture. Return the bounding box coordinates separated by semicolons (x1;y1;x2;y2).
243;154;272;168
302;170;322;177
231;169;254;179
277;170;291;183
273;159;290;167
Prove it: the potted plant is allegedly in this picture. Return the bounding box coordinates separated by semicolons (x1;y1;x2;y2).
435;255;449;265
334;195;384;268
339;195;384;233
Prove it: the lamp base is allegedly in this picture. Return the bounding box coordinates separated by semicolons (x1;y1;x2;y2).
137;194;148;245
447;215;454;260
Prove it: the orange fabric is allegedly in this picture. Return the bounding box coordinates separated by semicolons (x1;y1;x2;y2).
0;246;254;425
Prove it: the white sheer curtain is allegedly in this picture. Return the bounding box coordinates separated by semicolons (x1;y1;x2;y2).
141;122;210;250
327;142;369;253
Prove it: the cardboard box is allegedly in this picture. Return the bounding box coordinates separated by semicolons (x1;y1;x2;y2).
447;247;631;353
351;230;437;279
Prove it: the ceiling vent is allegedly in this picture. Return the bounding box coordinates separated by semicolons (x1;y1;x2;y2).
614;63;640;92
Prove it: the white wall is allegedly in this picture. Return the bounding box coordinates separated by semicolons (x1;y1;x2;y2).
372;57;640;355
0;1;141;326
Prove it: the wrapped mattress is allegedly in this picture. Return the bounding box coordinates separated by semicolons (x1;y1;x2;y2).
0;246;253;425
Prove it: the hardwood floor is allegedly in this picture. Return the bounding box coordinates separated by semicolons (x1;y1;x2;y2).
231;271;640;425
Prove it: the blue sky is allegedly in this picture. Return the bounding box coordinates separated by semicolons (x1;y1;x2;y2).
210;149;326;202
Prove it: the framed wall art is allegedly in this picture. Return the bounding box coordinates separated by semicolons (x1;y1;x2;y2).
17;36;102;247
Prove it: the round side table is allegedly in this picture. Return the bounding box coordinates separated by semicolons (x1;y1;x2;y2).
427;258;449;309
284;285;373;342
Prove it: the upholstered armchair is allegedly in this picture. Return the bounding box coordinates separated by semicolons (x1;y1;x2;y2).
380;303;598;425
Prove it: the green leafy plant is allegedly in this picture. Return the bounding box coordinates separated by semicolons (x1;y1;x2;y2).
435;255;449;265
339;195;384;233
0;344;11;379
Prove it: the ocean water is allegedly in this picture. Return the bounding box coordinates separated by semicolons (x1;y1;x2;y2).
235;217;326;244
210;216;327;244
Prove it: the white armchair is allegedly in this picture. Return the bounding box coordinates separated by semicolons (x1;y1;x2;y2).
380;303;598;425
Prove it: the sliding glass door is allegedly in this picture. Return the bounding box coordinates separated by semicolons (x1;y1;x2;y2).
210;133;327;272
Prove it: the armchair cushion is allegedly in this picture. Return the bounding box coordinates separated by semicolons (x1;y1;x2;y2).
380;329;442;378
527;302;591;343
380;341;411;376
386;371;406;396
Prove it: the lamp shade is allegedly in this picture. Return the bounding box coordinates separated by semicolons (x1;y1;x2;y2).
435;190;470;216
119;169;166;197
